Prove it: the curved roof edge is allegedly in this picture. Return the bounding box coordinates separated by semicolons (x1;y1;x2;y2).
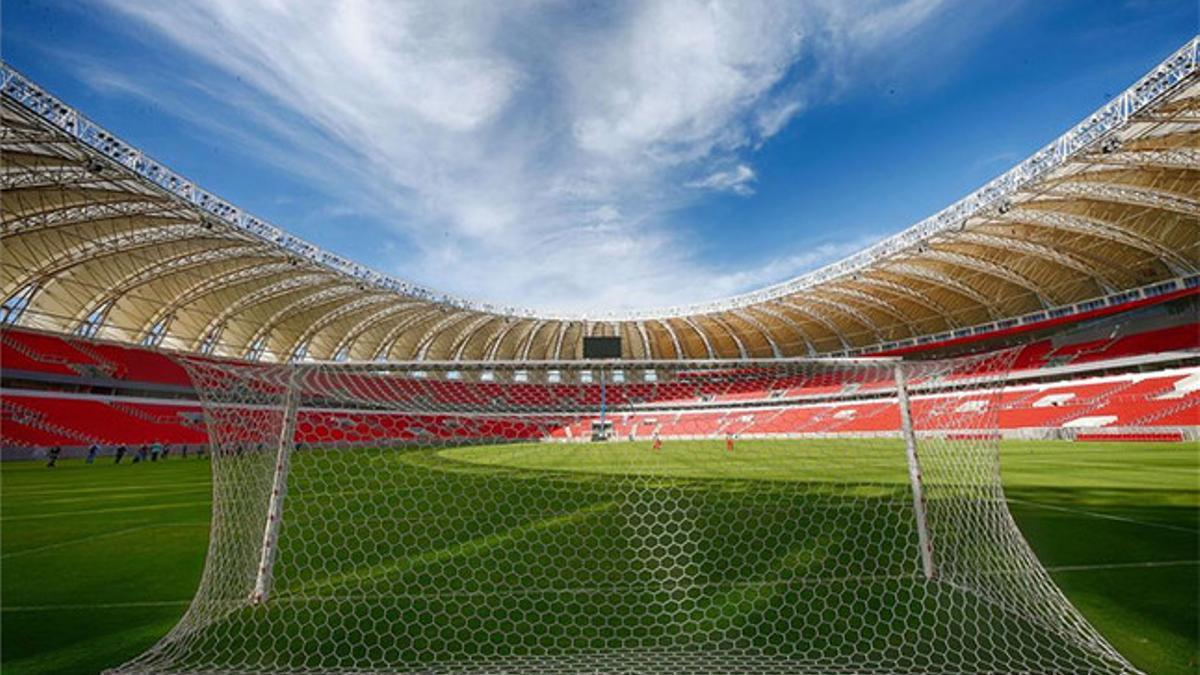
2;36;1196;322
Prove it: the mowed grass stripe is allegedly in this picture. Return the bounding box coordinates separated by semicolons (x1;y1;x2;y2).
3;600;194;611
1;522;206;560
1006;496;1199;533
1;499;213;521
1;490;210;516
1;480;212;498
6;560;1196;611
287;500;618;597
0;608;181;675
1047;559;1199;572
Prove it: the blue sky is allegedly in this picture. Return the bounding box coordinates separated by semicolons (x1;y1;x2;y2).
3;1;1196;314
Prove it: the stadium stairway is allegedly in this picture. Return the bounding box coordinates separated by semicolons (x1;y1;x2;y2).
1129;395;1200;427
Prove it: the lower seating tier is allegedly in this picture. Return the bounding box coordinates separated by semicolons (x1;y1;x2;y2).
2;368;1197;450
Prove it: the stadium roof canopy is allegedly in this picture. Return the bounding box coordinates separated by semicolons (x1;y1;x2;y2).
2;38;1198;362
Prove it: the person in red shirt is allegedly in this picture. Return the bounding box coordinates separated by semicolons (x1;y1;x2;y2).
726;434;734;452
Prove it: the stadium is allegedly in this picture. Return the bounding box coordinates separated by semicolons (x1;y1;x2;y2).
0;9;1197;675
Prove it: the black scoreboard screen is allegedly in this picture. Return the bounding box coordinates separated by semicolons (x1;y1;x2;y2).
583;336;622;359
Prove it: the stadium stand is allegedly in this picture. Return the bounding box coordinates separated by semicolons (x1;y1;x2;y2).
7;364;1195;450
546;368;1198;441
1;329;191;387
1;306;1196;453
2;393;205;446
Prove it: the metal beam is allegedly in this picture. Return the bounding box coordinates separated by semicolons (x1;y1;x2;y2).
799;295;884;343
704;314;749;359
1046;181;1200;218
550;321;572;360
241;285;361;357
0;149;80;170
1;199;188;237
413;311;475;360
0;165;109;191
156;264;309;350
952;231;1119;293
1079;147;1200;172
1137;110;1200;123
736;307;816;356
723;311;781;358
649;319;686;360
5;225;220;300
96;244;272;329
482;318;526;361
819;286;919;333
850;276;960;329
283;293;396;360
878;263;1002;321
327;301;427;360
194;275;337;352
676;316;716;359
373;305;450;360
774;299;851;351
627;321;650;360
1001;207;1195;275
919;249;1054;306
517;320;549;361
448;314;505;360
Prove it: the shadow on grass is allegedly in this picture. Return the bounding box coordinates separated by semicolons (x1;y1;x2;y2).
1005;485;1198;675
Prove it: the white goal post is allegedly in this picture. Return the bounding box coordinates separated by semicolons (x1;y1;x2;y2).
110;353;1139;675
893;363;935;582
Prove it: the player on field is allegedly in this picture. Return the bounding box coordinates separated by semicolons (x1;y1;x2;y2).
651;433;662;451
726;434;734;452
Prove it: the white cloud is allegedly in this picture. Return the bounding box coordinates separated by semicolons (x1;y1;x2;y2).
566;0;805;161
685;164;757;196
93;0;950;314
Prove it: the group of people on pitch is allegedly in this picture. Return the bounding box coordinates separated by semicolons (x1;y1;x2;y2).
45;441;206;467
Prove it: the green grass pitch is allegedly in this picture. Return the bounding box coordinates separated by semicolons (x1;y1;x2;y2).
1;439;1196;674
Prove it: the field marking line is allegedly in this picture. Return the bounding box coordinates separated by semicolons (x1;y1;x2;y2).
1;482;212;499
7;562;1195;612
7;488;212;509
1005;497;1198;534
288;500;619;597
1;500;212;522
1;521;206;559
1046;559;1199;573
275;573;940;604
2;600;192;612
259;560;1200;604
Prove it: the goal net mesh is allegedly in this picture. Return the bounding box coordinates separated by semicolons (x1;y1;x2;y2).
111;353;1136;674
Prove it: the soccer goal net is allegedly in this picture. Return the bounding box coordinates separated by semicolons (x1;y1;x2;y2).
111;353;1136;674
